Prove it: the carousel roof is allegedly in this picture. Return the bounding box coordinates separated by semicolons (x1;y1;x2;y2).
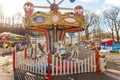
23;11;86;29
23;1;86;30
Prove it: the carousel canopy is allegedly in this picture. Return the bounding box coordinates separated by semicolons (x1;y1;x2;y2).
24;11;85;29
23;1;86;30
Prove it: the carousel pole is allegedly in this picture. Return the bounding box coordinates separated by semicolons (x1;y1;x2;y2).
60;30;65;41
46;51;52;80
23;45;27;59
45;30;51;51
53;25;57;54
35;33;37;56
95;47;100;74
54;25;57;42
29;29;33;56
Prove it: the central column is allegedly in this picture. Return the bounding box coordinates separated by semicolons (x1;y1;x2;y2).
53;25;57;54
54;25;57;42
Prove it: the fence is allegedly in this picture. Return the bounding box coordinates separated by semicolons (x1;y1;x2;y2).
51;53;96;76
0;47;15;55
15;52;96;76
15;53;48;75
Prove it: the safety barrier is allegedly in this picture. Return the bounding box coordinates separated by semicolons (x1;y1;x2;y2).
51;53;96;76
15;53;47;75
13;46;107;80
0;47;15;55
15;52;96;76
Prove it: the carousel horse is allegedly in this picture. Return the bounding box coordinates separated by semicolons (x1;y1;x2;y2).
70;43;80;58
54;41;67;57
42;43;47;53
54;42;60;55
29;43;47;59
59;43;73;59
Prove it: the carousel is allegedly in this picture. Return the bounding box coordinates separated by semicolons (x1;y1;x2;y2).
23;0;86;55
12;1;104;79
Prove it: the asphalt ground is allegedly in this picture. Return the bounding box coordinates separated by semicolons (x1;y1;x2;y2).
0;46;120;80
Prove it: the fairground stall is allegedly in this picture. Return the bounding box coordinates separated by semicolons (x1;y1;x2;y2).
0;32;26;55
13;0;105;79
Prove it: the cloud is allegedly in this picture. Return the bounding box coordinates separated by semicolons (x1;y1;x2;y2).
105;0;120;6
94;10;102;15
0;0;26;17
102;6;112;11
78;0;99;3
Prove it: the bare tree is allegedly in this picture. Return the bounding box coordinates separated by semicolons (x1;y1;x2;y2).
0;5;5;33
105;18;114;40
9;12;26;35
117;19;120;32
0;5;3;17
103;7;120;42
92;15;104;38
84;11;97;40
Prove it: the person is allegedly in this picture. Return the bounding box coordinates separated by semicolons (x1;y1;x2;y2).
38;43;45;53
73;43;80;58
30;44;34;58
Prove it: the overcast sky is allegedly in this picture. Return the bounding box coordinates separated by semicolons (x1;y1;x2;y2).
0;0;120;17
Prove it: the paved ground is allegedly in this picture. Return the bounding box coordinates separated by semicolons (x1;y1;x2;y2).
0;46;120;80
105;54;120;80
52;73;119;80
78;46;95;59
11;70;119;80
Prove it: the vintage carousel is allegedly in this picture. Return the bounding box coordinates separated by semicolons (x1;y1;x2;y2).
23;0;86;54
12;1;103;79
